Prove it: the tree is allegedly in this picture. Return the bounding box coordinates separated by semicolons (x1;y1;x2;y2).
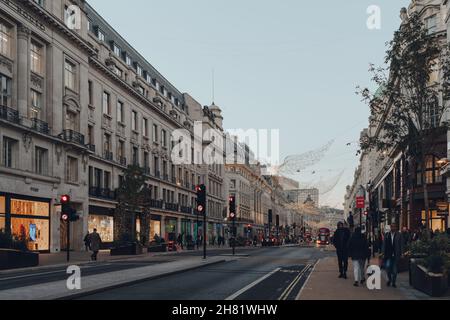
115;165;151;244
357;12;450;230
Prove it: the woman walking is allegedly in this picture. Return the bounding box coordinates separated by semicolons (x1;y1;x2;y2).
348;227;369;287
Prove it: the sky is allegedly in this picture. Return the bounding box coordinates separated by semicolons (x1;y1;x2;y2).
88;0;410;209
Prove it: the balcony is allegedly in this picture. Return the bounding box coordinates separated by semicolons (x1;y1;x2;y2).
86;144;96;153
60;130;85;145
165;203;179;212
149;199;163;209
103;151;114;161
0;105;20;124
181;206;193;214
143;167;151;176
31;118;50;135
154;171;161;179
118;156;127;166
171;177;177;184
89;187;117;201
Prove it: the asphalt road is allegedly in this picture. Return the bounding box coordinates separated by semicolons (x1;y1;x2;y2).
79;246;332;300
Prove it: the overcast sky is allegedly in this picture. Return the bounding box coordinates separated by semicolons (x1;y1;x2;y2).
88;0;410;209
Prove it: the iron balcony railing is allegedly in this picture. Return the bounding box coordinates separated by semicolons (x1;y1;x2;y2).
181;206;193;214
118;156;127;166
60;130;85;145
89;187;117;200
165;203;179;212
103;151;114;161
0;105;20;124
31;118;50;134
87;144;96;153
149;199;163;209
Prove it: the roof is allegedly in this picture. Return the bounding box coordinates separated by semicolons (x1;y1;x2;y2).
85;2;185;106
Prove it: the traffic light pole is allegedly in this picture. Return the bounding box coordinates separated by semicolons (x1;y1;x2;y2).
203;210;207;260
232;218;236;256
66;220;70;262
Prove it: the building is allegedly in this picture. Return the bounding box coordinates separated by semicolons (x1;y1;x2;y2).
0;0;226;252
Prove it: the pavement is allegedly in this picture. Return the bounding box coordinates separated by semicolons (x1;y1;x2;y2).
297;256;435;300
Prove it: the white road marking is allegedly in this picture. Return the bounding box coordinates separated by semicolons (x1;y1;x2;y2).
278;265;311;301
225;267;281;301
296;260;320;300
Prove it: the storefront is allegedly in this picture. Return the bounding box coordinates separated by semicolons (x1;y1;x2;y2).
421;210;448;232
181;219;192;240
88;206;114;244
150;215;161;242
0;193;51;252
165;217;178;242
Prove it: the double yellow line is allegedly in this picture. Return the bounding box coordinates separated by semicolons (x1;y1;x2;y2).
278;264;312;301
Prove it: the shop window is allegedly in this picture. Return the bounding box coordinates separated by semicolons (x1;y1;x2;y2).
11;217;49;251
10;199;49;217
422;210;446;232
88;215;114;242
150;220;161;240
0;196;5;232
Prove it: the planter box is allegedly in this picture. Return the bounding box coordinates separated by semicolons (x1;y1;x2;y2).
398;257;409;273
147;244;167;253
410;260;448;297
0;249;39;270
110;243;144;256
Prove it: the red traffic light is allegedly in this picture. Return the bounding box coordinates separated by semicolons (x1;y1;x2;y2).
61;195;70;204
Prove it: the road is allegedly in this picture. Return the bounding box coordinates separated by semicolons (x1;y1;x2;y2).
79;246;332;300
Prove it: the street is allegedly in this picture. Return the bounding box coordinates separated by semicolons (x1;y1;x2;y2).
77;246;331;300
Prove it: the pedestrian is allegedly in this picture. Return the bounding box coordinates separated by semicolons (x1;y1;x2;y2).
84;232;91;252
332;222;351;279
177;233;183;250
382;223;403;288
348;227;369;287
253;235;258;247
88;228;102;261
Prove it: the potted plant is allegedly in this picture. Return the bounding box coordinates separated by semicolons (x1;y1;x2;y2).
0;232;39;270
147;235;167;253
110;234;144;256
409;232;449;297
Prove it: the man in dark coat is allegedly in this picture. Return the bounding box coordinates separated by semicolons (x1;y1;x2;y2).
382;223;403;288
332;222;351;279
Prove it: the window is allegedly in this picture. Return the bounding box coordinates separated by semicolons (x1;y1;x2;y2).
132;111;137;131
136;65;143;77
88;80;93;105
102;91;111;115
97;29;105;42
117;101;124;123
153;124;158;143
104;171;111;190
67;156;78;183
132;146;139;166
30;90;42;119
144;151;149;169
142;118;148;137
0;21;11;58
161;129;167;147
0;73;11;106
35;147;48;175
103;133;111;154
125;54;132;66
146;73;152;84
416;155;443;186
113;43;121;57
30;41;43;74
64;60;76;91
118;140;125;159
88;125;94;145
2;137;17;168
425;15;437;35
113;65;123;78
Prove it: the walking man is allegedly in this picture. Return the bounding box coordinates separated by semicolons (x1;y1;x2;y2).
332;222;351;279
88;228;102;261
382;223;403;288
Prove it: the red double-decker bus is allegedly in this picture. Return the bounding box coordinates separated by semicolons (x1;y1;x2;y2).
317;228;331;246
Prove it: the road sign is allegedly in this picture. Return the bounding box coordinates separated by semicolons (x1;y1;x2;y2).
356;196;365;209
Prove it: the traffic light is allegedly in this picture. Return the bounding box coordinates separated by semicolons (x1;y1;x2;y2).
196;184;206;214
229;195;236;220
60;195;79;222
60;195;71;222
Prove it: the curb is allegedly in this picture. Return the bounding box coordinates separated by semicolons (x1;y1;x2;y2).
53;259;228;300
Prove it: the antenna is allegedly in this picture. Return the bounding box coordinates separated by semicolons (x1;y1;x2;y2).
212;68;215;104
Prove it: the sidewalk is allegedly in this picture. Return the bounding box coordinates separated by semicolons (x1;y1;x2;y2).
297;257;430;300
0;255;237;300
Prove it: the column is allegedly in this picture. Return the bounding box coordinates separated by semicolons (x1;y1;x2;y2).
177;217;182;236
160;216;166;240
17;25;30;118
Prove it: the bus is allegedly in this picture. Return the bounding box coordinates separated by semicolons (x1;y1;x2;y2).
317;228;331;246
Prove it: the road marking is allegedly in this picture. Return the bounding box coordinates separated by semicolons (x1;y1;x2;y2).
296;260;320;300
278;265;311;301
0;264;108;281
225;267;281;301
